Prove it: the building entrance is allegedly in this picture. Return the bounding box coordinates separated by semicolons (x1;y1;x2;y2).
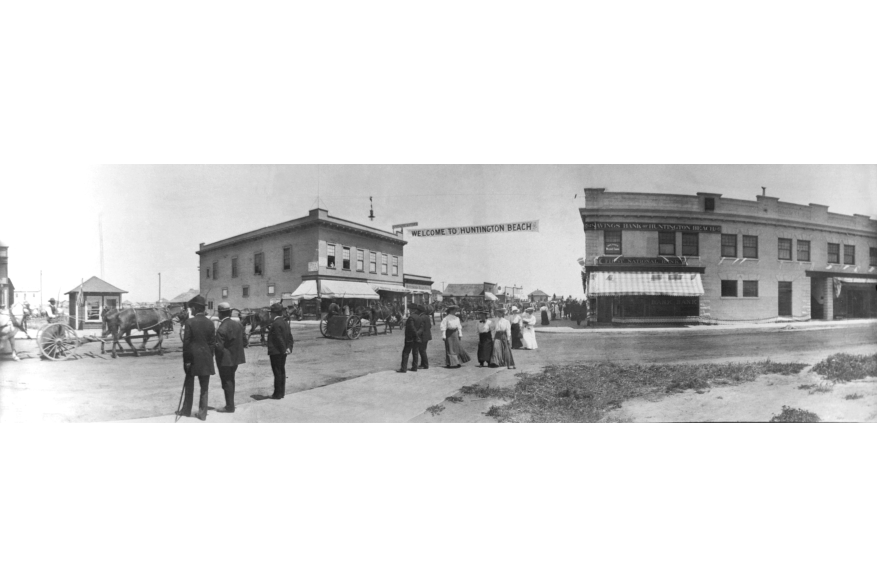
778;282;792;317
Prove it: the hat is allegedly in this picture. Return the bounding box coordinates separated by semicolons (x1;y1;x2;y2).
217;302;232;312
511;306;519;313
49;298;56;303
495;307;506;315
189;295;207;307
270;302;284;313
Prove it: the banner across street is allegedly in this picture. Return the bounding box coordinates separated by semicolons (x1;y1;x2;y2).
408;220;539;237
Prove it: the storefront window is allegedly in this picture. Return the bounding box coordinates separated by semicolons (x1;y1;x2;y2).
681;233;698;256
797;240;810;262
743;281;758;297
828;243;839;264
658;231;675;255
604;230;622;254
742;236;758;259
721;234;737;257
721;280;738;297
778;238;792;260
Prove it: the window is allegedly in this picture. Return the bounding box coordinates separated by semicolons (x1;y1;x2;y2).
681;233;698;256
797;240;810;262
743;280;758;297
658;231;675;255
392;256;399;276
207;300;213;310
212;261;218;280
777;238;792;260
871;247;877;266
254;252;264;275
206;267;210;278
268;284;275;295
327;244;336;269
283;247;291;271
342;247;351;270
742;235;758;259
721;280;738;297
827;243;839;264
356;249;364;271
844;245;855;265
369;252;377;273
231;257;238;278
243;286;249;298
721;234;737;257
604;230;622;254
704;197;715;211
222;287;228;298
381;254;388;275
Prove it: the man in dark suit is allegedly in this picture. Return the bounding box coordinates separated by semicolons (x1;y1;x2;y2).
179;295;215;421
214;301;247;413
399;305;423;373
267;302;293;399
417;304;433;369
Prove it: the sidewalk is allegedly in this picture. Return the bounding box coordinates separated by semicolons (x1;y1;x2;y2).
115;364;511;424
535;318;877;336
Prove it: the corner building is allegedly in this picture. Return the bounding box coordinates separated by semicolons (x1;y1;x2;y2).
580;189;877;325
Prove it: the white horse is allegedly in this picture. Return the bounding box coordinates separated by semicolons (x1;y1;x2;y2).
0;308;24;361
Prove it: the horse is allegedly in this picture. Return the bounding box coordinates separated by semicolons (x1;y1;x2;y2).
0;307;27;361
103;306;184;358
421;303;438;325
10;303;33;338
240;307;272;344
353;303;402;335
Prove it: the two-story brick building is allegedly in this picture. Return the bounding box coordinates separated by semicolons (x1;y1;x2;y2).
580;188;877;325
197;208;409;312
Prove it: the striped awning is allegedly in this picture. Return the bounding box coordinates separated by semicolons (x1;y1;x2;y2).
588;272;704;297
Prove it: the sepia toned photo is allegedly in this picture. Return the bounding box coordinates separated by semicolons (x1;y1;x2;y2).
2;164;875;423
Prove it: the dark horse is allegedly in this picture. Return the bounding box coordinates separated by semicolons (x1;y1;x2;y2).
353;303;403;335
240;308;272;344
103;306;186;358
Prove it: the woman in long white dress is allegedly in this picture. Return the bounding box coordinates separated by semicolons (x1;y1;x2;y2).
521;307;538;350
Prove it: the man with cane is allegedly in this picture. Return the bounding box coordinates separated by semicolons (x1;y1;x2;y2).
176;295;215;421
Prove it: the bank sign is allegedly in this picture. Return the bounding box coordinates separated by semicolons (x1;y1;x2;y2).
409;220;539;237
584;222;721;232
596;256;688;265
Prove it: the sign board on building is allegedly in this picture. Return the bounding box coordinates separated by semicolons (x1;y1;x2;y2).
583;222;721;232
409;220;539;237
308;261;319;271
596;256;689;265
392;222;419;230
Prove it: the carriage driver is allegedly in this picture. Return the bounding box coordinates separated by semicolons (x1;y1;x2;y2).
327;300;342;319
46;298;58;320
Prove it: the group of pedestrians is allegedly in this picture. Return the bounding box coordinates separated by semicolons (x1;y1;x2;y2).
177;296;293;421
399;304;433;372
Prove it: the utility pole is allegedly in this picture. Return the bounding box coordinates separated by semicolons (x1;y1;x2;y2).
158;273;161;302
40;270;43;307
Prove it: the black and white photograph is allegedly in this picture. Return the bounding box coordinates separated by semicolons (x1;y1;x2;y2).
2;164;876;424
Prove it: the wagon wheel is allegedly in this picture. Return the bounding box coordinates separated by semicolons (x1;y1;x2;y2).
346;316;362;340
37;323;80;361
319;317;329;337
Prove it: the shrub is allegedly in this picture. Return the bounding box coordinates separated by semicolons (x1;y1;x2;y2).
769;405;821;423
812;353;877;382
844;393;863;401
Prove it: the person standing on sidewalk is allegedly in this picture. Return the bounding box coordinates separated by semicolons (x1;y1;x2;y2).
440;306;470;368
488;307;516;369
179;295;215;421
267;302;293;399
399;305;423;373
417;304;433;369
476;311;494;367
214;302;247;413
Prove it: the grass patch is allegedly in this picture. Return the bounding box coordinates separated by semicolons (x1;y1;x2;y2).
445;396;463;404
769;405;821;423
845;393;863;401
478;360;808;423
811;353;877;382
425;404;445;417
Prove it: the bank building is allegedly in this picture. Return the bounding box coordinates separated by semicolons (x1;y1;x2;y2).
579;188;877;326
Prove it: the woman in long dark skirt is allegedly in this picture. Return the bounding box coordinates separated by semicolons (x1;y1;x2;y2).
440;306;470;368
509;306;523;349
488;308;515;369
476;311;493;366
540;303;550;326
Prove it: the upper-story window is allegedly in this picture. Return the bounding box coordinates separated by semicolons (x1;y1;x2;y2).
658;231;675;255
242;286;249;298
870;247;877;266
369;252;377;273
381;254;388;275
283;247;291;271
231;257;238;278
206;267;211;279
777;238;792;260
342;247;351;270
327;244;336;269
704;197;715;211
797;240;810;262
721;234;737;258
844;245;855;265
254;252;264;275
604;230;622;255
212;261;218;280
681;233;698;256
827;243;840;264
742;235;758;259
356;249;364;271
392;256;399;276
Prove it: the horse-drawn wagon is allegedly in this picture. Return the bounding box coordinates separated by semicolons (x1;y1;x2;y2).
319;314;363;339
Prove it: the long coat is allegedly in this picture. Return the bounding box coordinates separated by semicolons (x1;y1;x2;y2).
418;313;433;342
215;317;247;367
183;313;216;376
267;316;293;356
404;314;423;343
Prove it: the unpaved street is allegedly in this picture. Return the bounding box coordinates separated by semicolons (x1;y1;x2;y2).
1;321;875;422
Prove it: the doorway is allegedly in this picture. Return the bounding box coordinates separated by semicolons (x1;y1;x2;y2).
778;282;792;317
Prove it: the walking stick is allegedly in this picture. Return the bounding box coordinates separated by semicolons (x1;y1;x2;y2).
175;364;190;423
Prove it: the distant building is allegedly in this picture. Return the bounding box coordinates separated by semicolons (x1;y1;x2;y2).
404;273;433;306
528;289;550;304
13;290;40;305
65;276;128;330
443;282;499;303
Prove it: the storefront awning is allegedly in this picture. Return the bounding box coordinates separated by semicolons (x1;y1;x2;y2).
369;282;410;294
588;272;704;297
484;291;498;301
835;277;877;284
287;280;380;300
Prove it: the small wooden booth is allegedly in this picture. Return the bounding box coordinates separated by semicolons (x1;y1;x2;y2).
66;276;128;330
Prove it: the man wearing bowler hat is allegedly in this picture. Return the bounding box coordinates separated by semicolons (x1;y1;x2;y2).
214;301;247;413
416;304;433;369
179;294;215;421
267;302;293;399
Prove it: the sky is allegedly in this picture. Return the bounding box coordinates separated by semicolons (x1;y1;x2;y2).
2;164;875;303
